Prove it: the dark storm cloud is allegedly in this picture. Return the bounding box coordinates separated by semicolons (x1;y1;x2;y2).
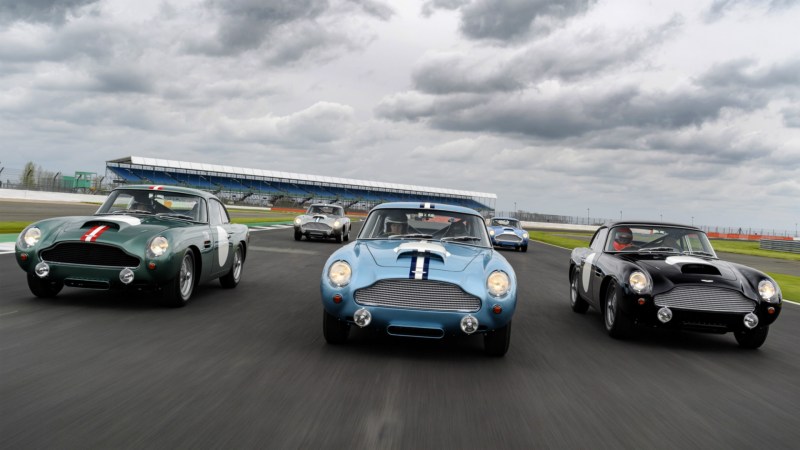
704;0;797;22
377;84;765;140
0;0;99;25
93;69;154;94
458;0;597;41
412;16;681;95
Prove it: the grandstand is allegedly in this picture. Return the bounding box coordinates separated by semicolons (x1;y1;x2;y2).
106;156;496;214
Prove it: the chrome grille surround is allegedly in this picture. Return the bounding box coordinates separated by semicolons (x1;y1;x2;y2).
496;233;522;243
355;279;481;312
40;242;141;268
654;286;755;313
303;222;332;232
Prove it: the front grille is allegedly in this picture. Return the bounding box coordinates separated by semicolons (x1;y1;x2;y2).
355;279;481;312
41;243;141;268
655;286;755;313
496;234;522;243
304;222;331;232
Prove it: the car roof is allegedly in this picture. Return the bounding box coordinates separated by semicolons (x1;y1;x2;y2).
603;221;704;232
309;203;342;208
113;184;217;199
371;202;481;216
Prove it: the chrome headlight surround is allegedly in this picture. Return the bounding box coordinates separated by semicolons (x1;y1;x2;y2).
629;271;650;294
147;236;169;257
18;226;42;249
522;231;529;239
294;217;302;225
333;220;342;229
328;260;352;287
758;279;778;303
489;229;495;236
487;270;511;297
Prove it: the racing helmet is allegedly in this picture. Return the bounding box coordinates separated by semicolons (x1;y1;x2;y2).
384;211;408;234
614;227;633;245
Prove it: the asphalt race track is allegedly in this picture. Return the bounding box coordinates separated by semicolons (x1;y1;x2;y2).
2;224;799;448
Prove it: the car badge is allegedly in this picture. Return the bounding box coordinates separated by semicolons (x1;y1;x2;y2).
701;279;714;283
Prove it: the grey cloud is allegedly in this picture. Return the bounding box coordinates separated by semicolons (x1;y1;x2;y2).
349;0;394;20
459;0;597;41
377;84;766;139
93;69;154;94
421;0;469;17
704;0;796;22
0;0;99;25
411;16;682;95
699;58;800;89
781;107;800;128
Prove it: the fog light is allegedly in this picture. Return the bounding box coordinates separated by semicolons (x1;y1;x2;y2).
638;298;646;305
354;308;371;328
767;307;775;315
148;262;156;270
35;262;50;278
657;307;672;323
20;253;28;261
333;294;342;304
460;315;479;334
744;313;759;329
119;268;134;285
492;304;502;314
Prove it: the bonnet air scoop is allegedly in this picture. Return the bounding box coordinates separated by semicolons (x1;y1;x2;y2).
680;264;721;276
394;241;450;262
83;215;142;230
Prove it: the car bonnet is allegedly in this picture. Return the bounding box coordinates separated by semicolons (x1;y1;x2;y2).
50;215;175;244
637;255;739;282
364;240;484;272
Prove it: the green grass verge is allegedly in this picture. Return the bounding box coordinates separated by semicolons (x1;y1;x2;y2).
231;217;295;225
768;273;800;302
710;239;800;261
527;231;588;250
0;222;33;234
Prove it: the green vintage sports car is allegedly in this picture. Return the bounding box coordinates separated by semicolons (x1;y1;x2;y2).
15;185;249;307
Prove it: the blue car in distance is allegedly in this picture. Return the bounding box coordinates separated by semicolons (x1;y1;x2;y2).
320;202;517;356
488;217;529;252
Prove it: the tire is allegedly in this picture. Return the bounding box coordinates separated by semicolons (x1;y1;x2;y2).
344;225;350;242
27;271;63;298
294;230;302;241
484;320;512;357
335;233;342;243
323;310;349;344
570;266;589;314
604;280;633;339
219;244;243;289
162;250;195;307
521;245;528;253
734;326;769;349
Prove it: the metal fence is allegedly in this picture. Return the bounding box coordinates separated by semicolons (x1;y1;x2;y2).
760;240;800;254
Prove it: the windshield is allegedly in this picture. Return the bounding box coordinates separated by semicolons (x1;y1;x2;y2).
307;205;343;216
491;218;520;228
96;189;206;222
606;225;717;258
358;208;491;248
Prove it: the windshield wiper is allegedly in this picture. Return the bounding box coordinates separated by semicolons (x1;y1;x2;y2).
157;213;195;221
105;209;153;215
682;250;715;258
441;236;481;242
389;233;434;240
638;247;679;253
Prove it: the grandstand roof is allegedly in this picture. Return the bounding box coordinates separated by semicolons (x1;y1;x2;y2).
108;156;497;200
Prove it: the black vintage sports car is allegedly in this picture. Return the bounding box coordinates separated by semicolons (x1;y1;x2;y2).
568;222;782;348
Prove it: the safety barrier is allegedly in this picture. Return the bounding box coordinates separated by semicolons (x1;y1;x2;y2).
760;240;800;254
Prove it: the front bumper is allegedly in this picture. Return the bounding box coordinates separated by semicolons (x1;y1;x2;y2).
296;224;343;239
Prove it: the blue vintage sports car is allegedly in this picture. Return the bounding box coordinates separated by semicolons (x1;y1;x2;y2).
320;202;517;356
488;217;529;252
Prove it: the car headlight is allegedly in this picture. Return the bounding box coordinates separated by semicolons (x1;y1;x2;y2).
629;271;649;294
487;270;510;297
333;220;341;228
328;261;351;287
758;279;777;302
522;232;529;239
19;226;42;248
148;236;169;257
294;217;302;225
489;230;495;236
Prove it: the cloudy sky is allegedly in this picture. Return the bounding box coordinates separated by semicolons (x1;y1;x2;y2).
1;0;798;233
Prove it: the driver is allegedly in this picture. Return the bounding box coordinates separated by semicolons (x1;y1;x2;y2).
613;227;633;251
382;212;408;237
130;193;154;212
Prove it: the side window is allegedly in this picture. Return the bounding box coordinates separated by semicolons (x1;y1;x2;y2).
591;229;609;252
209;200;227;226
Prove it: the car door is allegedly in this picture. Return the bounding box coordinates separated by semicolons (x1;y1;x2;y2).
208;199;233;276
580;228;609;306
